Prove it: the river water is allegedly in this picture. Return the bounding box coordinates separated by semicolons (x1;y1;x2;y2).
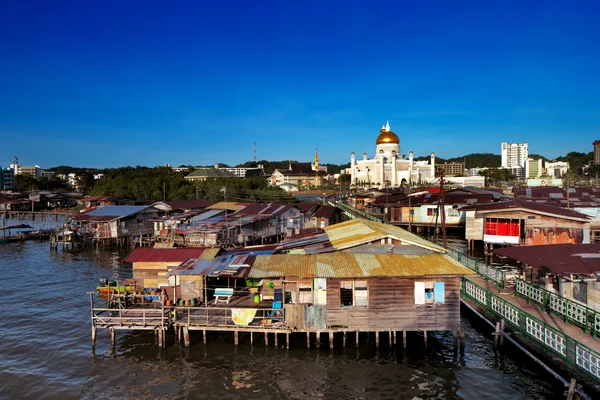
0;218;567;399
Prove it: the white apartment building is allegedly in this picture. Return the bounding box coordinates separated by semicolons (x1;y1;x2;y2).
545;161;569;178
501;142;528;179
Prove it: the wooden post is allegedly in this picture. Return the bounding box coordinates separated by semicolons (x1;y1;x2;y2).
286;333;290;349
423;331;428;347
110;328;115;349
343;331;347;348
265;332;268;346
250;331;254;345
316;331;320;348
356;331;359;348
306;332;310;348
158;328;162;347
91;326;97;347
329;331;334;349
500;319;505;346
183;327;190;348
388;330;392;347
274;332;278;348
567;378;577;400
460;329;465;349
375;331;379;347
203;329;207;344
234;330;239;346
403;330;407;348
453;329;458;348
494;321;501;346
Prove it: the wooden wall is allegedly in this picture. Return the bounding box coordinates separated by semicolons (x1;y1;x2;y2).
325;277;461;331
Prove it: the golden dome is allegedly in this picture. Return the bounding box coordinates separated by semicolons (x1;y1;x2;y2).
376;128;399;145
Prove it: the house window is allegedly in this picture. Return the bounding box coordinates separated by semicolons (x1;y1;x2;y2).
485;218;520;236
414;281;445;305
340;280;368;307
298;282;313;304
447;208;459;217
427;208;437;217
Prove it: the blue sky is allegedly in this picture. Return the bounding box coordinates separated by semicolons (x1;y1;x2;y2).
1;1;599;169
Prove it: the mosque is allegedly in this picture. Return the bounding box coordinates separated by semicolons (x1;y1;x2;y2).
349;122;436;188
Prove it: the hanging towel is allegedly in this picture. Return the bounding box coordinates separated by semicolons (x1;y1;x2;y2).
231;308;257;326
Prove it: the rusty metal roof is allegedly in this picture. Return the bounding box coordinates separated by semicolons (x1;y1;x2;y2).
248;253;474;279
206;202;250;211
124;247;220;263
324;219;446;253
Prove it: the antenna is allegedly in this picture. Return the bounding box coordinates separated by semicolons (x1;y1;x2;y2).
254;142;256;163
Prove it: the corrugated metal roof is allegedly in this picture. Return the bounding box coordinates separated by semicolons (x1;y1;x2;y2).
124;247;219;263
206;202;249;211
83;205;152;218
247;253;474;279
189;209;225;222
495;244;600;274
463;199;590;220
324;219;446;253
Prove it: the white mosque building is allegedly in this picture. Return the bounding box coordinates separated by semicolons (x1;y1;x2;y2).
349;122;436;188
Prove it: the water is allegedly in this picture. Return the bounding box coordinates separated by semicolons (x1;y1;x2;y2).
0;219;568;399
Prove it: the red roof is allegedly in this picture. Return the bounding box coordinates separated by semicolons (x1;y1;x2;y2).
165;199;212;210
124;248;211;263
462;198;590;220
313;205;336;218
495;244;600;274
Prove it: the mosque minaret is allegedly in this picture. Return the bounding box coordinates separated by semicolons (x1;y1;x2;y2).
350;122;435;188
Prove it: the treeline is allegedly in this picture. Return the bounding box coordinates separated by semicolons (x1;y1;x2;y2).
89;166;297;203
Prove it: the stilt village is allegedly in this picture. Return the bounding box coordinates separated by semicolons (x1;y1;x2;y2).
3;126;600;398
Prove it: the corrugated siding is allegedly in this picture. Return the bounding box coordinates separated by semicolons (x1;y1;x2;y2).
326;277;461;331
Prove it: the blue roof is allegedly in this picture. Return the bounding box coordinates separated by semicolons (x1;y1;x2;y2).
85;205;152;218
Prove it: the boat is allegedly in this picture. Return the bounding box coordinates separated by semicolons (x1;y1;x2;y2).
0;235;24;244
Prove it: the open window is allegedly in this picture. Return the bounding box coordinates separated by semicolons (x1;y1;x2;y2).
415;281;445;305
340;280;368;307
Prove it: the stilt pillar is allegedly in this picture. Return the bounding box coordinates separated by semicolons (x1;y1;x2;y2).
234;331;239;346
316;332;320;348
110;328;115;348
403;330;407;348
329;331;334;349
286;333;290;349
356;331;359;348
376;331;379;347
423;330;428;347
203;329;207;344
183;327;190;348
307;332;310;348
91;326;97;347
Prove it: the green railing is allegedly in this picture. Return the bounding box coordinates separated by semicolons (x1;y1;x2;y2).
328;200;384;223
447;248;505;288
461;278;600;383
515;278;600;338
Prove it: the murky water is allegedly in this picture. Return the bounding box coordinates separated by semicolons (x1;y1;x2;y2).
0;218;567;399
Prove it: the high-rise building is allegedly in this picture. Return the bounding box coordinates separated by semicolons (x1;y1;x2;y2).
501;142;528;168
501;142;528;179
1;167;15;190
525;158;543;179
594;140;600;165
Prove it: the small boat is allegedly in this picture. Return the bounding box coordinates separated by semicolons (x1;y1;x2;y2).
0;234;24;244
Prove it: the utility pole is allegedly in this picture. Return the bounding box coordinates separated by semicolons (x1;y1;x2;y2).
439;168;447;249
